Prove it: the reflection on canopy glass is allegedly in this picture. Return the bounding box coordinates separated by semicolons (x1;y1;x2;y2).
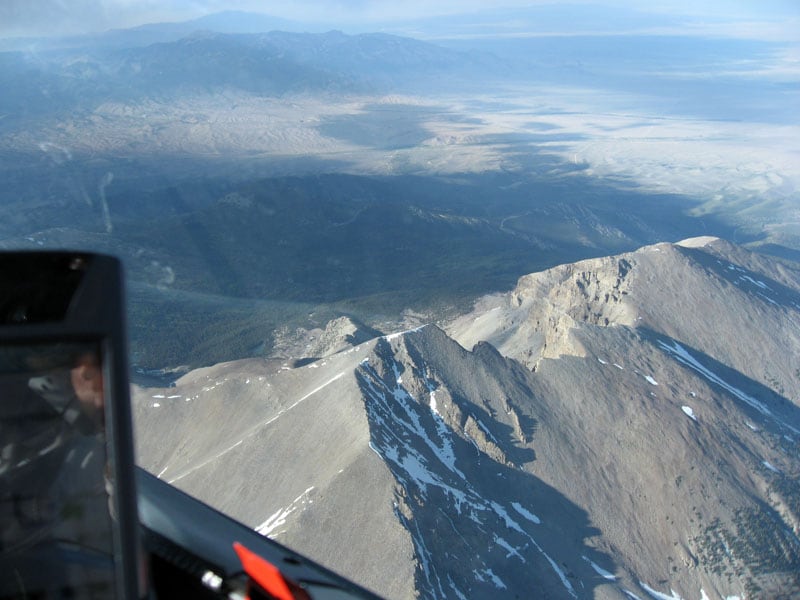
0;342;117;599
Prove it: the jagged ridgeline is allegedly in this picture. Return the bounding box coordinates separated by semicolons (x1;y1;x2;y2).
114;171;719;371
134;237;800;599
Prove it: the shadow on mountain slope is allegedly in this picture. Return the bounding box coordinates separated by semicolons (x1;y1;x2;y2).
644;331;800;595
675;244;800;307
644;330;800;430
354;331;619;599
356;362;615;599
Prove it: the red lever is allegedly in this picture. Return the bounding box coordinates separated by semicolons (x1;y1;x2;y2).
233;542;311;600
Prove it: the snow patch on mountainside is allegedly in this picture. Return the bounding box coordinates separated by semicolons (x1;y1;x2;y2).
582;556;616;580
639;582;684;600
256;486;315;536
357;333;578;598
658;339;799;435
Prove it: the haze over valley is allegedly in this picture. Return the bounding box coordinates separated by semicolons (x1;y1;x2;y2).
1;8;797;370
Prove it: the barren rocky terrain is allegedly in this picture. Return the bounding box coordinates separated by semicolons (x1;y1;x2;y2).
134;237;800;599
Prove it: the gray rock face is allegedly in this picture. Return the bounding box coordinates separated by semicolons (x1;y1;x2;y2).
307;316;383;358
134;237;800;599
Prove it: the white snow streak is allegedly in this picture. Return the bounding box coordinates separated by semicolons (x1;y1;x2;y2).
383;325;427;342
538;547;575;596
512;501;541;525
582;556;616;580
169;372;346;483
639;582;684;600
644;375;659;386
447;575;468;600
658;339;799;435
739;275;769;290
491;501;529;535
494;535;525;561
475;568;507;590
429;390;439;415
256;486;315;536
359;359;576;598
756;291;778;306
681;406;697;422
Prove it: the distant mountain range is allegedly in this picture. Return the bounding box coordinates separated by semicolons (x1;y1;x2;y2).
0;11;313;51
0;26;509;120
134;237;800;599
2;9;783;121
117;29;508;96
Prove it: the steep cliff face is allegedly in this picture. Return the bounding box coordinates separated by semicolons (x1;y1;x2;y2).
355;327;605;599
134;237;800;599
450;237;800;401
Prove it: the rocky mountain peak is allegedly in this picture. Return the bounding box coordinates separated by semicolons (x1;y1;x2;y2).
134;238;800;599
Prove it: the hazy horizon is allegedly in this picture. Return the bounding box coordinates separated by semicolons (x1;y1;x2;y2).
2;1;798;41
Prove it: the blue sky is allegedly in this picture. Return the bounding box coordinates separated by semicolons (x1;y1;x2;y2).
1;0;798;40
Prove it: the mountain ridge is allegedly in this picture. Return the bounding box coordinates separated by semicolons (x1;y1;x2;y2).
133;238;800;598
